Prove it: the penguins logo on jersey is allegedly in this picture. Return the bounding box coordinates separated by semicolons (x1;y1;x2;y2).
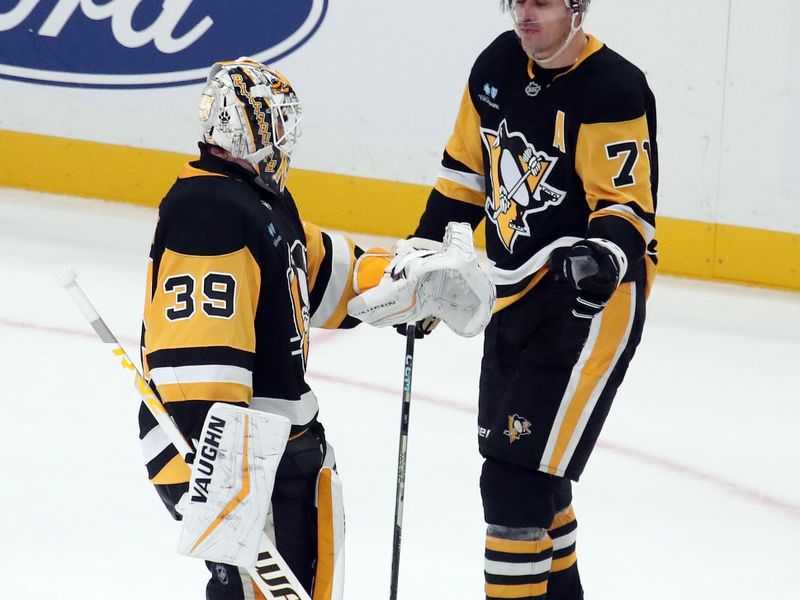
504;414;532;444
286;241;310;368
481;119;566;252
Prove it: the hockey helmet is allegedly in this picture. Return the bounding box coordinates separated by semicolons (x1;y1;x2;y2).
199;58;302;194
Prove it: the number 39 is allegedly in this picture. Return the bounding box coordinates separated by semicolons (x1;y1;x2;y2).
163;273;237;321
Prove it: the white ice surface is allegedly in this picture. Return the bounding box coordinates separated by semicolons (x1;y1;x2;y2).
1;188;799;599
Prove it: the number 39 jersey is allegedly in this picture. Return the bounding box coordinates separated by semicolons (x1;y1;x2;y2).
138;146;383;491
414;32;658;310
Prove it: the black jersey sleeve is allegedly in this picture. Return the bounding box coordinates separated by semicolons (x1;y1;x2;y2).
139;171;262;488
304;221;392;328
575;61;658;269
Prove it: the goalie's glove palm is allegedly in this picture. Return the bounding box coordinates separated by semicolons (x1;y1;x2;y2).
549;239;627;319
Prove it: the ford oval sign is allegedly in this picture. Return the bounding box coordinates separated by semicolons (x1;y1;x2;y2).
0;0;328;88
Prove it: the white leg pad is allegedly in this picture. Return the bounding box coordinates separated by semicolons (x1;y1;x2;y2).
177;403;291;567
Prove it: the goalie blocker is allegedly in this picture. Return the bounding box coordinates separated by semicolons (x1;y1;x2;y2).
347;222;495;336
179;403;344;600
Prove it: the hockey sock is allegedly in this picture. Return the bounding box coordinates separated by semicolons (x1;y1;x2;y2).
546;506;583;600
484;525;553;599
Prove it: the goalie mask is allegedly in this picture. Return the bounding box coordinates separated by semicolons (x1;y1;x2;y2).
199;59;302;194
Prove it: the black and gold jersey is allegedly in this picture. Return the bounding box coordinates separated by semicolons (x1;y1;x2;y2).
138;145;386;494
414;32;658;310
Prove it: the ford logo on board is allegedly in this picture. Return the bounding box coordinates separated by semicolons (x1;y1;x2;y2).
0;0;328;88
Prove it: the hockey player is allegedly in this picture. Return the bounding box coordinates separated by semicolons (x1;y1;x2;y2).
407;1;658;598
137;58;493;599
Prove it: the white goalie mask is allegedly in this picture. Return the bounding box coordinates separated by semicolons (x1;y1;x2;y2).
199;58;303;194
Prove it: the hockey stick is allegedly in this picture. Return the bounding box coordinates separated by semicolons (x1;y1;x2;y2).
389;323;416;600
55;268;312;600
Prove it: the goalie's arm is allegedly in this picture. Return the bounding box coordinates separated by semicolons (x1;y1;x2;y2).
303;221;390;328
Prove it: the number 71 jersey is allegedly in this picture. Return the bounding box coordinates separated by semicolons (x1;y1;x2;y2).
421;32;658;308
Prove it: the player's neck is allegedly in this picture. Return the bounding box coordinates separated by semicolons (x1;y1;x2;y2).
533;31;588;69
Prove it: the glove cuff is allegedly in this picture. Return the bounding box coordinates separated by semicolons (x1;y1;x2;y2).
587;238;628;283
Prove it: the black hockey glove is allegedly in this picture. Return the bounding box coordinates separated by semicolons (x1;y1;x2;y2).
549;239;627;319
394;316;441;339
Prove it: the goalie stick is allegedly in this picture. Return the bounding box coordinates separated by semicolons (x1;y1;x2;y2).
56;267;312;600
389;323;416;600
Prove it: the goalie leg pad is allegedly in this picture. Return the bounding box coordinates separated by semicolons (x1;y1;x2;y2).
178;403;291;567
312;466;345;600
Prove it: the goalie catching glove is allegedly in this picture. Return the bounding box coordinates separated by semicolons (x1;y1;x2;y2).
347;222;496;337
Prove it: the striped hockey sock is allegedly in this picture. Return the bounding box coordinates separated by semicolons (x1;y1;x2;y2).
484;527;553;599
546;506;582;600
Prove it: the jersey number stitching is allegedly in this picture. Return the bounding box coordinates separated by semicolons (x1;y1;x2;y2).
164;273;237;321
606;140;651;189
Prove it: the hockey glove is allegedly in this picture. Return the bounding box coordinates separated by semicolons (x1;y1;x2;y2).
347;223;495;337
549;238;628;319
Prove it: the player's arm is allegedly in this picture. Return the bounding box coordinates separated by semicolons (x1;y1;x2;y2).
574;83;657;274
414;84;487;242
550;78;657;318
139;193;260;506
303;221;391;329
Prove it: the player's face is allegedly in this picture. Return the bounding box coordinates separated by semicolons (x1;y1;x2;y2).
511;0;573;61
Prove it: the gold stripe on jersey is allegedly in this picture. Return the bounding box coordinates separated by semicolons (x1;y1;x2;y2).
493;268;549;313
575;115;654;215
542;283;636;475
157;381;252;404
434;176;485;207
145;248;260;354
178;163;228;180
303;221;326;292
150;453;191;485
446;85;485;176
313;468;335;600
143;259;155;379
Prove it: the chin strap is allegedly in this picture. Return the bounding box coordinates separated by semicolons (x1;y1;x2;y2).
533;12;583;67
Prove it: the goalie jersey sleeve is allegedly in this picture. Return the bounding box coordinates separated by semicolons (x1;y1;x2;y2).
414;32;658;307
137;153;389;513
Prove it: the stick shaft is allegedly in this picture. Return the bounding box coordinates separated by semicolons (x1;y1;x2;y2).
61;277;194;458
58;273;311;600
390;324;416;600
